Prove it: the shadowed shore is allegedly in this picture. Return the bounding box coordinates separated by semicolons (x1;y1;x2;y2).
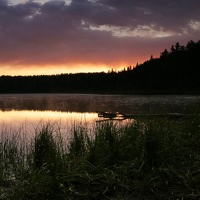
1;115;200;199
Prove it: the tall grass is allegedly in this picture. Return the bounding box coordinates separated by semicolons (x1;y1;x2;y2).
0;117;200;199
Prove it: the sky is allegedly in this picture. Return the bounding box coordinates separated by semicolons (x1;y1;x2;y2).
0;0;200;76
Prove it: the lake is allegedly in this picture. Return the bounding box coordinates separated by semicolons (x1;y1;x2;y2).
0;94;199;134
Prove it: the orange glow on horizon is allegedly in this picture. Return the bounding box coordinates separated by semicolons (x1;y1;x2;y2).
0;62;140;76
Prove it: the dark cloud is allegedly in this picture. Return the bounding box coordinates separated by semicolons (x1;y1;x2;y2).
0;0;199;74
0;0;8;6
96;0;200;30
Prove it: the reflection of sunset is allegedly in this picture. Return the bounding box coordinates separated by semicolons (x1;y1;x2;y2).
0;110;97;131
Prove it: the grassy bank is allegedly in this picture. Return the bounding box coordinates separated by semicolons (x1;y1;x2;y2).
0;117;200;199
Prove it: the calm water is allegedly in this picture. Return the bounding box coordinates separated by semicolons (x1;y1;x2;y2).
0;94;199;133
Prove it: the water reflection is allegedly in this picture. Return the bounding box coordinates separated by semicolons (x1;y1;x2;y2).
0;94;199;133
0;94;199;114
0;110;97;135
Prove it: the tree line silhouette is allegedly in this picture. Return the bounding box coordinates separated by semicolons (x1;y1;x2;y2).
0;40;200;94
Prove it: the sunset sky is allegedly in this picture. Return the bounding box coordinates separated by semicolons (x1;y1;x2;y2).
0;0;200;76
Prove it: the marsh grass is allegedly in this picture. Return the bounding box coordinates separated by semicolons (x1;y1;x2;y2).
0;117;200;199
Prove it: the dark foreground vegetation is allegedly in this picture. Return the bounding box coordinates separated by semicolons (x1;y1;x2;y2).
0;116;200;199
0;40;200;94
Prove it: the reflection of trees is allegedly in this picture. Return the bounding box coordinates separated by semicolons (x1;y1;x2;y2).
0;40;200;94
0;95;196;115
0;95;111;112
0;95;142;113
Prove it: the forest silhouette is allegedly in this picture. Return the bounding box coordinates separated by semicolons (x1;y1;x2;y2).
0;40;200;94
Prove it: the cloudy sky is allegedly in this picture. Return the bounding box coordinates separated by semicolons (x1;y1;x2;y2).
0;0;200;76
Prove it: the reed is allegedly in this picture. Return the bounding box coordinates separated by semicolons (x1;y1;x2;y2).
0;117;200;199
